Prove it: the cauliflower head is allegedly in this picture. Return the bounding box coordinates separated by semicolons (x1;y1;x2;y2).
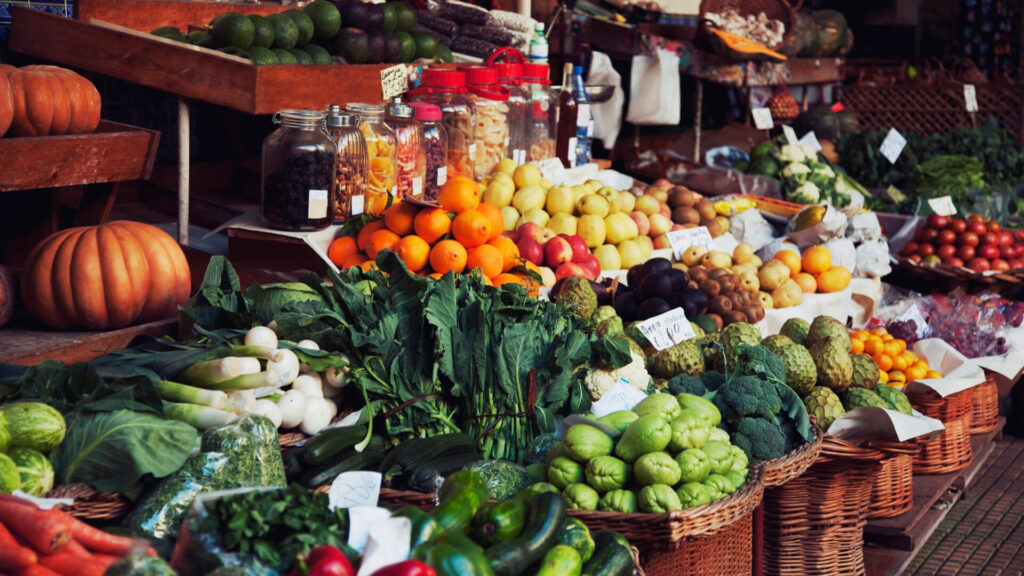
777;144;807;164
585;349;651;401
782;162;811;179
790;181;820;204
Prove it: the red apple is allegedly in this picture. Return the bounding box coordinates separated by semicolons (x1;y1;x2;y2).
991;259;1011;271
918;243;935;256
968;258;991;272
1000;244;1017;260
937;230;957;245
1009;259;1024;270
1014;244;1024;258
957;244;976;260
544;236;573;267
988;220;1001;233
554;262;589;281
559;234;591;263
516;237;545;266
998;230;1013;246
517;222;556;244
908;254;923;264
967;221;987;235
968;213;985;224
959;231;979;247
979;243;1001;260
937;244;957;259
578;254;602;279
927;214;950;229
901;242;920;256
982;232;999;246
950;219;967;233
629;211;651;236
943;257;965;268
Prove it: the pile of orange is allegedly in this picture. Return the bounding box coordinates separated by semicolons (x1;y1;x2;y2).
327;176;538;295
849;327;942;387
773;246;852;294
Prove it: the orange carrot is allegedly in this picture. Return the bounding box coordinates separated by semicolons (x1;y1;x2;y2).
0;504;71;554
67;520;144;557
60;540;90;559
15;565;61;576
38;552;106;576
0;545;37;572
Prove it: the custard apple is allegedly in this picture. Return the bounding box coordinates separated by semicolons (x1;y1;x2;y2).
649;340;704;379
875;383;913;415
779;317;810;345
850;354;880;390
809;337;853;393
842;388;889;411
698;333;724;373
721;322;762;370
776;344;817;396
806;316;852;352
803;386;845;431
762;334;795;357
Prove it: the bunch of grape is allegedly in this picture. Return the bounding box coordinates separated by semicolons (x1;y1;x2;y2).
886;319;921;346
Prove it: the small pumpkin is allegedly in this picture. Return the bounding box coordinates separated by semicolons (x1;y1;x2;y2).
0;264;15;329
811;10;849;56
20;221;191;330
0;66;13;138
3;65;101;137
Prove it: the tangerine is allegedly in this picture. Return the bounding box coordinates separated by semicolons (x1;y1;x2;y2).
476;202;505;242
427;272;444;280
774;249;802;276
815;266;851;293
878;371;890;384
793;272;817;293
384;201;419;235
488;236;520;272
394;235;431;272
802;245;832;275
851;339;864;354
452;209;493;248
340;253;367;269
873;353;894;372
357;220;387;252
926;370;942;379
366;229;400;260
327;236;358;266
437;175;480;213
429;239;468;274
466;244;503;279
414;207;452;244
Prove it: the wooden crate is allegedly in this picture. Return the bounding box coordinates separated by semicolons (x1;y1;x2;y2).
0;120;159;192
9;4;391;114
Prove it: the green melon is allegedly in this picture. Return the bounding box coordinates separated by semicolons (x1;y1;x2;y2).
0;402;66;453
779;12;814;57
812;10;849;56
798;16;821;57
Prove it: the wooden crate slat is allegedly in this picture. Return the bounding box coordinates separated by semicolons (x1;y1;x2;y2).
75;0;284;31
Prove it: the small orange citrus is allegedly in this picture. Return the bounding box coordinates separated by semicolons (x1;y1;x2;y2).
384;201;419;235
340;253;368;269
488;236;520;272
366;229;400;260
802;245;832;275
774;249;802;276
475;203;505;242
414;207;452;244
327;236;358;266
437;175;480;213
429;239;468;274
452;209;493;248
394;235;431;272
793;272;817;293
466;244;503;279
356;220;387;252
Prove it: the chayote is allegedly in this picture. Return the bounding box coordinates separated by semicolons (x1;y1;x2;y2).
597;411;639;435
676;393;722;427
705;473;736;496
632;393;682;422
675;448;711;484
564;424;614;463
585;455;631;494
548;457;584;489
729;445;749;474
668;409;712;452
633;451;681;487
701;440;735;476
708;427;731;443
615;415;672;463
546;441;569;465
725;469;747;489
638;484;683;514
676;482;713;508
598;489;638;514
563;483;600;510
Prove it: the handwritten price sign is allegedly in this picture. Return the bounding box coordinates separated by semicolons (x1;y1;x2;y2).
637;308;696;351
879;128;907;164
667;226;713;260
380;65;409;100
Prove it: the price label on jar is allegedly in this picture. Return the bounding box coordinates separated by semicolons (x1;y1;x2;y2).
380;65;408;100
879;128;907;164
637;308;697;351
928;196;957;216
666;226;713;259
752;108;774;130
308;189;328;220
436;166;447;186
782;124;799;145
351;195;365;216
963;84;978;113
798;131;822;152
412;177;423;198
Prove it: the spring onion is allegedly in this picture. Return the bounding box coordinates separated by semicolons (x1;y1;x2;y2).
163;401;237;429
267;349;300;386
224;390;256;414
292;374;323;398
277;389;307;429
179;357;261;387
154;380;228;410
245;325;279;349
253;399;283;428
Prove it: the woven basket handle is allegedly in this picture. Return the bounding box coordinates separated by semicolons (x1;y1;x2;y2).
781;0;804;13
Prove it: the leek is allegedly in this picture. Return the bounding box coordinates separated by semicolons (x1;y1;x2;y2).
162;401;237;429
179;357;261;387
155;380;228;410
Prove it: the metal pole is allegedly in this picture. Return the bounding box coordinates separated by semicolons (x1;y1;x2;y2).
177;97;190;246
694;80;703;163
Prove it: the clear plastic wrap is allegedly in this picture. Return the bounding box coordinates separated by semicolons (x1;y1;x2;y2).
669;165;782;199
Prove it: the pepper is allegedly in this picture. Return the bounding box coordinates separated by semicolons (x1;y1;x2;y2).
370;560;438;576
287;545;355;576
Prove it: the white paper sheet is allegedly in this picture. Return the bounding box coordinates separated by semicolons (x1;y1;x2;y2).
347;506;394;554
827;407;945;443
903;338;986;397
357;517;413;576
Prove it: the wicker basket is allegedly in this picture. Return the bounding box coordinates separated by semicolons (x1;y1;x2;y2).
909;388;974;474
641;511;753;576
891;255;1024;289
762;425;823;488
864;438;922;519
762;436;885;576
970;373;1000;434
698;0;800;51
45;483;129;521
569;466;765;549
278;431;309;449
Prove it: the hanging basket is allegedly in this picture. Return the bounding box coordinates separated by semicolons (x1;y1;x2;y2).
761;424;823;488
969;373;1000;434
640;511;754;576
45;483;130;521
863;438;922;519
698;0;800;51
909;388;974;474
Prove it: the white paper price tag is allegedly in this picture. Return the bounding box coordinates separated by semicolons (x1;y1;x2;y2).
637;308;696;351
437;165;448;186
351;195;365;216
782;124;799;145
667;226;713;259
928;196;957;216
531;157;568;186
329;471;382;510
879;128;907;165
591;379;648;418
964;84;978;113
380;65;408;100
752;108;774;130
798;131;822;152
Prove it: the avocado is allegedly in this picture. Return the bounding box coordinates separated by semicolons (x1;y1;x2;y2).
304;43;333;65
151;26;185;42
380;3;397;33
384;33;403;63
394;31;416;62
272;48;299;65
412;31;438;59
266;12;299;50
303;0;342;41
333;27;369;63
365;30;387;63
435;43;452;62
392;2;417;32
247;46;280;66
290;48;314;65
185;30;210;45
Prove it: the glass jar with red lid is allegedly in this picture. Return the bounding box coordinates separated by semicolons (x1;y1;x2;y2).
409;102;448;203
489;60;530;165
463;66;510;179
523;62;556;162
408;68;476;179
385;101;426;200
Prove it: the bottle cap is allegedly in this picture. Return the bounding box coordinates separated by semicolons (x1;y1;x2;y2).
327;112;358;127
491;62;524;83
463;65;499;86
420;68;467;89
409;102;442;121
573;65;584;75
387;102;415;119
523;63;551;84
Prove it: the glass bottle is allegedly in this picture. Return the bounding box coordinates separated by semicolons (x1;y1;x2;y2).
555;63;578;168
326;105;369;224
386;101;427;200
523;62;556;161
408;69;477;179
463;66;510;179
571;65;593;166
409;102;448;203
260;109;336;231
345;103;397;216
528;23;548;65
491;62;530;165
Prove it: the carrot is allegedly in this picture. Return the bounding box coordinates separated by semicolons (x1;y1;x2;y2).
14;565;61;576
60;540;90;559
67;520;143;557
0;545;37;572
38;552;106;576
0;503;72;554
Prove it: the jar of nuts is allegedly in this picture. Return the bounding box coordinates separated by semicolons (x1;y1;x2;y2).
326;105;369;224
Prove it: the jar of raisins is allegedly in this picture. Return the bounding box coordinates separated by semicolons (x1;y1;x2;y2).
345;103;398;216
385;101;427;200
260;109;336;231
326;106;369;224
409;102;448;203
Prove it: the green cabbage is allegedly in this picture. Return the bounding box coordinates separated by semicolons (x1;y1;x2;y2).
248;282;325;322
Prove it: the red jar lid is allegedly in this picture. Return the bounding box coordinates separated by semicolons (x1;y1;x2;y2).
462;65;499;86
409;102;442;121
491;62;524;84
523;63;551;84
420;68;467;89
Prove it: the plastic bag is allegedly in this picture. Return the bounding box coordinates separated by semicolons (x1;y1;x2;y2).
855;240;892;278
103;553;177;576
672;165;782;199
729;208;779;252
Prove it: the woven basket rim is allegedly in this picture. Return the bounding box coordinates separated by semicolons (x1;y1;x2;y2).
762;424;824;487
44;483;128;521
820;435;887;463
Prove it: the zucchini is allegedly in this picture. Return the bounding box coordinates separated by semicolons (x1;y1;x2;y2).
433;471;489;536
302;424;367;465
380;433;478;477
408;452;483;494
581;531;634;576
471;498;526;546
393;506;442;547
485;491;566;576
299;436;386;488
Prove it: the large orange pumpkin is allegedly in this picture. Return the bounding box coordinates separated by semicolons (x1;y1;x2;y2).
0;65;13;138
21;221;191;330
3;64;101;137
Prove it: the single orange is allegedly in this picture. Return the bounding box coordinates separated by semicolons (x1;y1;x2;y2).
892;354;908;372
366;229;400;260
414;207;453;244
871;327;888;336
476;203;505;242
873;352;894;372
815;265;851;293
394;235;431;272
801;245;832;275
328;236;358;266
905;364;927;382
427;272;444;280
793;272;817;293
853;330;871;341
894;340;908;354
429;239;468;274
480;275;493;287
488;236;520;272
883;341;902;358
926;370;942;379
452;209;493;248
384;201;419;235
851;339;864;354
357;220;387;252
863;339;883;356
492;273;524;289
341;253;368;269
888;370;907;383
466;244;503;279
774;249;802;277
359;260;379;271
437;175;481;213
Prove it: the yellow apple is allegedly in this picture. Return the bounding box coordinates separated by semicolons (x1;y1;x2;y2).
494;158;517;175
577;194;610;217
483;173;516;207
512;184;546;213
619;190;637;213
593;244;622;271
577;214;607;248
548;213;579;236
545;185;575;214
500;206;521;232
519;208;550;228
618;239;646;269
513;163;543;189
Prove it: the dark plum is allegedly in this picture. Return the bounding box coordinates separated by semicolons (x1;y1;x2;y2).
637;273;673;301
637;297;670;320
667;268;689;292
614;290;640;322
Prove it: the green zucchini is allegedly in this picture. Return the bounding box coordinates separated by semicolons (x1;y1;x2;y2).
433;471;489;536
485;491;567;576
299;436;385;488
394;506;442;547
302;424;367;465
378;433;478;475
471;498;527;546
558;518;595;563
581;531;634;576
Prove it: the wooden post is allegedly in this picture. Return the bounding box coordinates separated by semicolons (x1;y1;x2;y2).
694;79;704;163
178;97;190;245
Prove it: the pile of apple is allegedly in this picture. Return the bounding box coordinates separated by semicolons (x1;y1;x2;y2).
899;214;1024;272
514;223;603;283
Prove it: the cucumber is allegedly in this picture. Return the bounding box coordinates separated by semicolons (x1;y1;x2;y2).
302;424;367;465
485;491;567;576
432;471;489;536
299;436;385;488
379;433;478;476
581;531;634;576
535;544;582;576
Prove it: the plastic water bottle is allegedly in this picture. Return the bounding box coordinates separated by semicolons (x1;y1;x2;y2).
528;23;548;64
571;65;592;166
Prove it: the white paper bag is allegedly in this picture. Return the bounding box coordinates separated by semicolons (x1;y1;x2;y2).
626;49;681;126
587;51;625;149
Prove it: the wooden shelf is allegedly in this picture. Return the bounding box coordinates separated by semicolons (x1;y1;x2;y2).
0;120;159;192
8;4;390;114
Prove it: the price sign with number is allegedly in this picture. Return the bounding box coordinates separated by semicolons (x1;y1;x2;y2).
964;84;978;113
752;108;774;130
782;124;799;145
879;128;907;164
798;131;822;152
928;196;957;216
667;226;713;259
637;308;697;351
380;65;408;100
591;379;648;418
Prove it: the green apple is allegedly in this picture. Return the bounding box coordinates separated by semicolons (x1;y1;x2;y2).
618;239;646;269
513;163;543;189
494;158;517;176
500;206;521;232
519;207;550;228
593;244;622;271
548;213;578;236
545;185;575;214
513;184;546;213
577;214;607;248
483;173;516;207
619;190;637;213
576;194;610;218
596;186;622;213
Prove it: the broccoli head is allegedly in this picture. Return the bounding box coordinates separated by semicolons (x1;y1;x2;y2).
713;375;782;422
700;370;726;391
734;344;786;385
553;276;598;318
732;417;788;462
667;373;707;396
